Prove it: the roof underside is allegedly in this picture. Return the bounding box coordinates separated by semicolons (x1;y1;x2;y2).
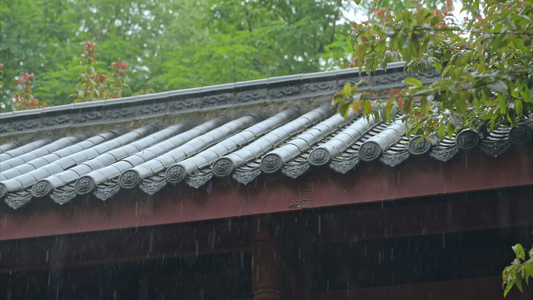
1;63;532;210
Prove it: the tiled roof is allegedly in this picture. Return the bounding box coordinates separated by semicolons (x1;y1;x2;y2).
1;63;532;210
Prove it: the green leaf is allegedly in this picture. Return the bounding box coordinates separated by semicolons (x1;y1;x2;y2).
455;96;467;114
447;123;454;139
513;244;525;261
438;123;446;139
342;83;351;96
515;100;523;116
434;60;442;72
498;94;507;114
404;77;423;88
504;280;515;297
420;97;429;114
488;80;508;94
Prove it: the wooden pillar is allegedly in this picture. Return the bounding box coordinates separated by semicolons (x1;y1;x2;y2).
252;215;281;300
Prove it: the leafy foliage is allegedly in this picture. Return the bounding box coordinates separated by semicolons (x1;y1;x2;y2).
71;42;133;102
1;0;355;111
72;42;109;102
335;0;533;140
12;72;49;110
502;243;533;297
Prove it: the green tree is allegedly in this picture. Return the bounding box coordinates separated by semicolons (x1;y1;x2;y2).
154;0;354;89
335;0;532;141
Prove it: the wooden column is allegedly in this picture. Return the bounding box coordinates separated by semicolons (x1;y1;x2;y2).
252;215;281;300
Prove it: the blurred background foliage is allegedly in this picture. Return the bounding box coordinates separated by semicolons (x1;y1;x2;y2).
0;0;375;111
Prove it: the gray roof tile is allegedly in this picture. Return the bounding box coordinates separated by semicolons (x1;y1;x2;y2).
2;65;532;209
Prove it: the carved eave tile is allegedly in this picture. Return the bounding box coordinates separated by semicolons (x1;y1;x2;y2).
429;138;459;162
480;140;511;158
233;167;262;185
74;176;97;195
282;157;311;179
308;147;332;166
379;136;410;167
5;190;33;209
260;153;284;174
93;181;121;201
408;135;439;156
165;164;188;185
186;170;213;189
139;174;167;195
51;185;77;205
509;122;533;145
380;151;410;167
479;126;511;158
455;129;482;150
329;156;359;174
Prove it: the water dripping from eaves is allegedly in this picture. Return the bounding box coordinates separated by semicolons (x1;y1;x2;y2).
442;232;446;248
206;181;212;195
240;251;245;270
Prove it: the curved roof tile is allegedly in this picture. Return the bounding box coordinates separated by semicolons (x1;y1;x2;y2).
1;64;532;210
1;128;142;209
211;103;333;178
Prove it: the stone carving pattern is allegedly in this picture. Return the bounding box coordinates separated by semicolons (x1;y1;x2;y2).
32;180;52;197
202;94;233;108
5;191;33;209
105;108;134;120
237;90;266;102
14;120;39;131
509;125;532;145
308;148;330;165
270;86;299;99
169;98;200;112
380;151;410;167
261;155;283;173
120;170;141;188
79;112;102;123
139;103;167;115
186;172;213;189
480;140;511;158
282;163;310;179
430;146;459;162
373;72;407;85
213;158;234;177
358;142;382;161
51;188;77;205
75;177;95;194
330;158;359;174
166;165;186;183
0;124;8;133
139;178;167;195
302;81;336;94
42;116;71;127
232;168;262;185
456;130;480;150
339;79;368;89
408;138;431;155
93;184;121;201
